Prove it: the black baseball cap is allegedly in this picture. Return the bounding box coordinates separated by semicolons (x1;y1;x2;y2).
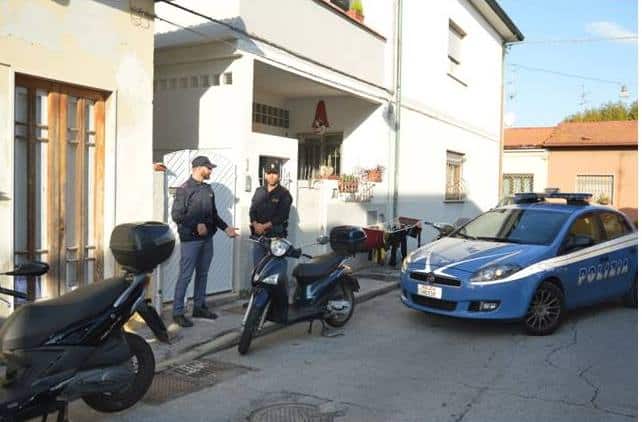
192;156;216;169
264;161;281;174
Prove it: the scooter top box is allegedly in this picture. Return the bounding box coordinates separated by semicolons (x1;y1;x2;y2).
110;222;175;273
329;226;367;255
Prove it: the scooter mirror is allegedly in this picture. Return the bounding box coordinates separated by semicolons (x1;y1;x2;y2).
317;235;330;245
4;261;49;277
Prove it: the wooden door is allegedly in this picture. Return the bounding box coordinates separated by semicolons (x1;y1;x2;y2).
13;75;106;301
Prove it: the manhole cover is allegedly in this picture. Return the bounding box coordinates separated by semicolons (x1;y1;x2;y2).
249;403;334;422
144;359;251;404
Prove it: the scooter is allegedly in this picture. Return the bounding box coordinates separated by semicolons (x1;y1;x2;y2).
0;222;174;422
237;225;366;355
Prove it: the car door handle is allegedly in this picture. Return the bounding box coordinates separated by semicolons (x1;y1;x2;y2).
598;256;609;263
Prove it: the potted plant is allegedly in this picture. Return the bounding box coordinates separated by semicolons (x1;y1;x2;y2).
338;174;359;193
330;0;350;11
367;164;385;182
347;0;364;23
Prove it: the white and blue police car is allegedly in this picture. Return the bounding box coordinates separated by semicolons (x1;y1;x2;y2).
400;191;638;335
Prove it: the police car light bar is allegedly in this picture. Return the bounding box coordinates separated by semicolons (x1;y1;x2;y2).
513;192;593;204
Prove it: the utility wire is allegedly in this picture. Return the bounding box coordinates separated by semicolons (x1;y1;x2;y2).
508;63;624;85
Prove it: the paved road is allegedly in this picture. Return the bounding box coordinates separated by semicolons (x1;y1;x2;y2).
70;291;637;421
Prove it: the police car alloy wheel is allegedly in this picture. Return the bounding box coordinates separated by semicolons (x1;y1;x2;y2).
523;281;565;336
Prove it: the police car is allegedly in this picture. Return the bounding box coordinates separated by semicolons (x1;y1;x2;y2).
400;191;638;335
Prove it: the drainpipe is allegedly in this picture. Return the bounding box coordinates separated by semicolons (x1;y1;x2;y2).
392;0;403;219
498;44;507;202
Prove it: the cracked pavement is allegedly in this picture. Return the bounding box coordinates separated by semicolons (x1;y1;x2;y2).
69;291;636;421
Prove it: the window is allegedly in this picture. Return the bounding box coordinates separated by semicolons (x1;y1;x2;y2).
445;151;465;201
599;212;632;240
503;174;534;196
564;214;605;248
455;209;568;245
576;175;614;205
253;102;290;129
448;20;466;82
298;133;343;180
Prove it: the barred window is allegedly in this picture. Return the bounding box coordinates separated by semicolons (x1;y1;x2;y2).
253;103;290;129
503;174;534;196
576;175;614;205
445;151;465;201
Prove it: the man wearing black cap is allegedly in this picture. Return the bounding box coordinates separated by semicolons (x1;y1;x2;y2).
250;160;293;266
171;156;239;328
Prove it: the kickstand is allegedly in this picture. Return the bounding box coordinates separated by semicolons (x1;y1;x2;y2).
56;402;69;422
320;320;345;338
307;320;314;334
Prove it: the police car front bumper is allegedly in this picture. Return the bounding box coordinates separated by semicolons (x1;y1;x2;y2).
400;270;538;320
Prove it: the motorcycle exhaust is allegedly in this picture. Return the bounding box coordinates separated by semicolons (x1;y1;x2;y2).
59;362;134;400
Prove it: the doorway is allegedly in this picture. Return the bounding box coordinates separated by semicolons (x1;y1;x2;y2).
13;75;106;300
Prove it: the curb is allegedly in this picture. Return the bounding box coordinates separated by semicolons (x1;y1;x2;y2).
155;282;399;371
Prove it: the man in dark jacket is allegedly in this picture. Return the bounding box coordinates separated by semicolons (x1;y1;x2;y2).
171;156;238;327
249;160;293;267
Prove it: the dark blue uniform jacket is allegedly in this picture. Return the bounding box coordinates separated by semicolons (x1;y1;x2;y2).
171;177;229;242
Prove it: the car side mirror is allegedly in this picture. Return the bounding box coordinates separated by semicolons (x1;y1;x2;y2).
435;223;455;237
563;235;594;254
317;235;330;245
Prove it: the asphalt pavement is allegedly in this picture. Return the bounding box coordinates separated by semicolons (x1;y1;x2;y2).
69;290;637;421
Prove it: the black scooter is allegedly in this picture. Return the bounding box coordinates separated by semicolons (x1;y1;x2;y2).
0;222;174;422
238;226;366;355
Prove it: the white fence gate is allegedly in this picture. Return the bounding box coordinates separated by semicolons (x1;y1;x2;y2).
159;149;236;303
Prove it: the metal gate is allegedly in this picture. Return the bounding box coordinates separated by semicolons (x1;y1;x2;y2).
159;149;236;302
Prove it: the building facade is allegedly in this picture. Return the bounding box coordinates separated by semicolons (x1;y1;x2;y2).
152;0;523;295
0;0;156;312
504;121;638;222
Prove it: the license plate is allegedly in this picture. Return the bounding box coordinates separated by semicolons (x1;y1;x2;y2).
417;284;442;299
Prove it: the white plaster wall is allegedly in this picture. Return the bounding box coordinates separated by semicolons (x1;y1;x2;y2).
397;107;499;242
153;43;252;160
502;149;549;193
0;0;155;306
240;0;387;87
400;0;504;138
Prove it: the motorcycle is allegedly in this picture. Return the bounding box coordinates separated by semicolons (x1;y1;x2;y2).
0;222;174;422
238;225;366;355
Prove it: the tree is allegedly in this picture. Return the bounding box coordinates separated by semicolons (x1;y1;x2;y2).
564;101;638;122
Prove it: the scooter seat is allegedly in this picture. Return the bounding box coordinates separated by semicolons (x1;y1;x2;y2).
293;253;345;283
0;277;129;351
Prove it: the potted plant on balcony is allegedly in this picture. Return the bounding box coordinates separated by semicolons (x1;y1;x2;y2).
366;164;385;182
347;0;364;23
338;174;359;193
330;0;350;12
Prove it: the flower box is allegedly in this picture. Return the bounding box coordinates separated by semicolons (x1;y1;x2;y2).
338;179;359;193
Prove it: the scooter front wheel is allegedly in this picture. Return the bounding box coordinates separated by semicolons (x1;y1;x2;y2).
81;333;155;413
238;305;261;355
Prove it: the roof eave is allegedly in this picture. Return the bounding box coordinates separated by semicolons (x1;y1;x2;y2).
470;0;525;43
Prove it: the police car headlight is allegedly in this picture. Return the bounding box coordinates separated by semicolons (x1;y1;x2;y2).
270;239;289;257
470;264;522;283
401;256;411;273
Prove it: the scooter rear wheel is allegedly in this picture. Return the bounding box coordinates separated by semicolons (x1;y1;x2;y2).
324;282;355;328
238;305;261;355
81;333;155;413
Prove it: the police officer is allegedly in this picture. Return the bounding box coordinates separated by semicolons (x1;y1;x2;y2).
171;156;239;328
249;160;293;266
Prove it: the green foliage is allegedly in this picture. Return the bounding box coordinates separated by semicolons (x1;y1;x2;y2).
350;0;364;14
564;101;638;122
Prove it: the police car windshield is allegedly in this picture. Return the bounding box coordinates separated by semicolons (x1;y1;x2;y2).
453;208;568;245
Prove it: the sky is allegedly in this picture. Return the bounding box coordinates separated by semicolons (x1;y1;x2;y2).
497;0;638;127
